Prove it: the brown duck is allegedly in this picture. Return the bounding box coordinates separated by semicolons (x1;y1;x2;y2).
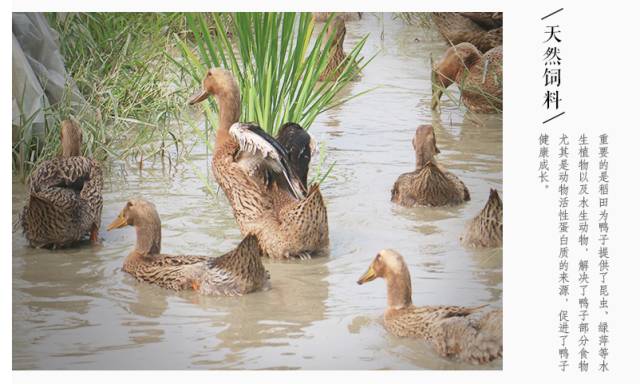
312;12;362;22
431;42;503;113
431;12;502;53
391;125;469;207
319;16;347;81
357;249;503;364
188;68;329;260
107;198;269;295
462;188;503;248
20;120;103;248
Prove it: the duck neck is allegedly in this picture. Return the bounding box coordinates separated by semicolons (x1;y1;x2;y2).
61;139;81;157
415;151;437;170
385;271;413;309
214;90;241;148
132;222;161;257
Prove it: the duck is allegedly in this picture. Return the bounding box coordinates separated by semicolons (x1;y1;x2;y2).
462;188;503;248
391;125;469;207
357;249;503;364
430;12;502;53
107;198;269;295
431;42;503;114
275;122;317;189
188;68;329;260
20;119;103;248
312;12;362;22
457;12;502;30
319;16;347;81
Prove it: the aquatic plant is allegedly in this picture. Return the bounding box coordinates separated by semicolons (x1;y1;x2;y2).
175;12;373;136
13;13;188;179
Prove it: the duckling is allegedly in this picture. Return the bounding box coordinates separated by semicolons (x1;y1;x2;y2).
431;12;502;53
319;16;347;81
107;198;269;295
391;125;469;207
431;42;503;114
276;122;317;188
462;188;503;248
188;68;329;260
357;249;503;364
20;119;103;248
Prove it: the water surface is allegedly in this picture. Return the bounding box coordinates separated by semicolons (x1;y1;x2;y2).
12;14;502;370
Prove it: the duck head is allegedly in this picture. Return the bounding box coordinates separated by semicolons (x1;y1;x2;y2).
188;68;241;137
108;199;162;255
60;119;82;157
188;68;238;104
412;124;440;169
431;42;482;109
276;122;317;187
357;249;413;309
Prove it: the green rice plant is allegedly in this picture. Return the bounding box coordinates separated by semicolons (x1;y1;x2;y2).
174;12;374;136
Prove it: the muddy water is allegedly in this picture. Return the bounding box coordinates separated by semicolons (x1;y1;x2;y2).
12;14;502;370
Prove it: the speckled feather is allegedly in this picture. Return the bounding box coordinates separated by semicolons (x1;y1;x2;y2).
123;235;269;295
318;16;347;81
431;12;502;53
462;189;503;247
434;43;503;113
21;156;103;248
384;305;503;364
213;139;329;259
391;161;469;207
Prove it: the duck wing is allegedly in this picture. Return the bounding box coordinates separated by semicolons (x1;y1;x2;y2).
276;122;316;188
22;157;103;247
230;122;306;200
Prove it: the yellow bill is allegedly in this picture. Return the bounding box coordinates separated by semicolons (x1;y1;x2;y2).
107;213;128;231
357;265;377;285
188;89;209;105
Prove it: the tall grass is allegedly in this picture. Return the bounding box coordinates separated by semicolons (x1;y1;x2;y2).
174;12;373;136
13;13;189;180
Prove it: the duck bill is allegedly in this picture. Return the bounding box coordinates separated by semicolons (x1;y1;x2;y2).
188;89;209;105
357;266;377;285
107;214;127;231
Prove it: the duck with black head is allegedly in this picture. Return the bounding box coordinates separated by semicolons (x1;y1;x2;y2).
189;68;329;260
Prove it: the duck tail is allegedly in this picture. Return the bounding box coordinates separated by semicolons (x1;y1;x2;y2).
301;183;327;214
432;307;502;364
488;188;502;205
235;234;264;257
280;183;329;255
462;309;503;364
481;188;503;219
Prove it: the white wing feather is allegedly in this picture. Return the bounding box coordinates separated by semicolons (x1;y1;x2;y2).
229;123;305;199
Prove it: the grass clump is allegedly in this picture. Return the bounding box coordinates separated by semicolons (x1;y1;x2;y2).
175;12;373;136
13;13;189;180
